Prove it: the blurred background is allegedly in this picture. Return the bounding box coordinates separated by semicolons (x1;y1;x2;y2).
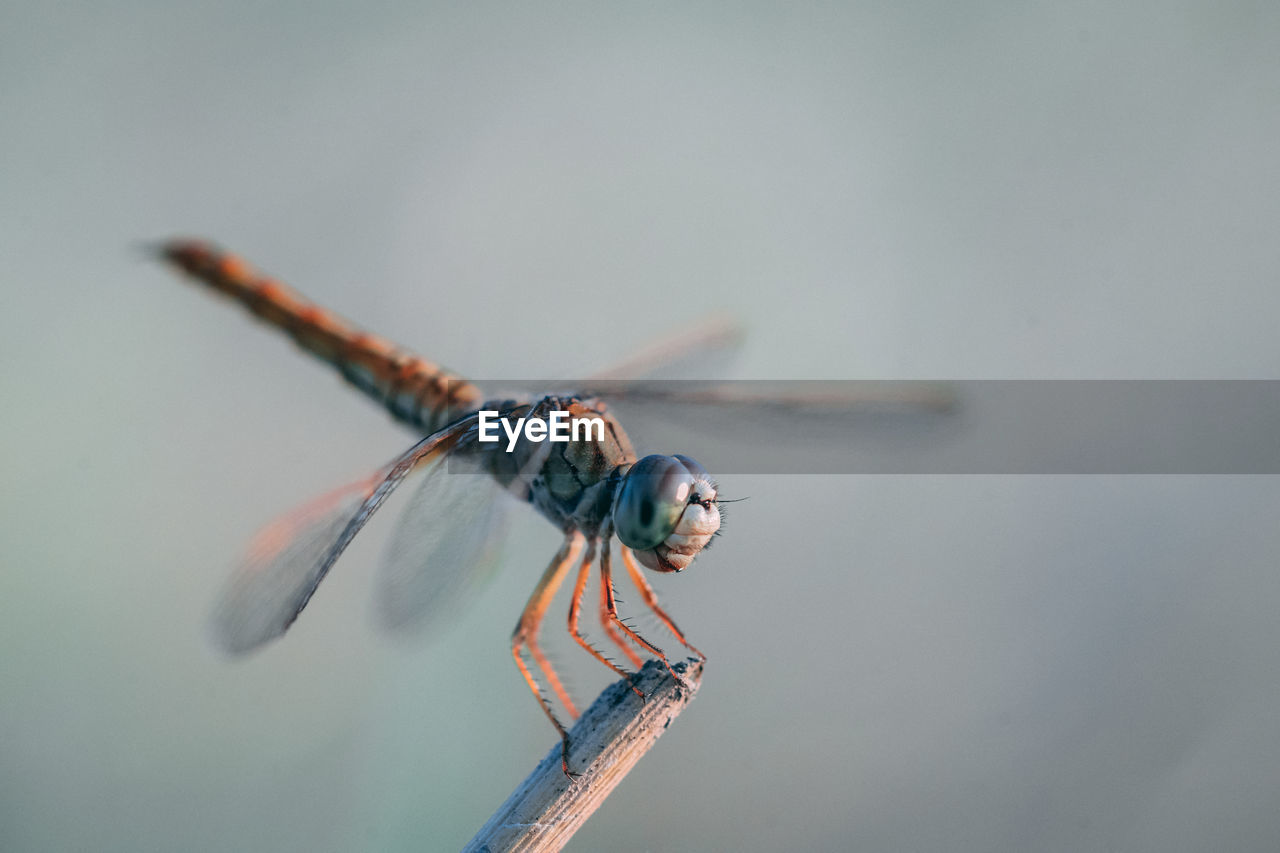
3;2;1280;850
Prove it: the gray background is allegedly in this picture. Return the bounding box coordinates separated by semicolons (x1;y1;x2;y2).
3;2;1279;851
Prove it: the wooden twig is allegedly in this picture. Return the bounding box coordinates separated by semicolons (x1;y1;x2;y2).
463;657;704;853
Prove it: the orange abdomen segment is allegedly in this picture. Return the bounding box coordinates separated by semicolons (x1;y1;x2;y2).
161;239;482;433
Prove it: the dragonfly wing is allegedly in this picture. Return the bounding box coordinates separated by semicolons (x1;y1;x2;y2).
573;381;959;474
209;416;477;655
585;314;745;381
582;380;956;413
374;449;511;636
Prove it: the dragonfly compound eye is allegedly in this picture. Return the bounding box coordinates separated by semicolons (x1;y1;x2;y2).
613;454;720;573
614;455;698;550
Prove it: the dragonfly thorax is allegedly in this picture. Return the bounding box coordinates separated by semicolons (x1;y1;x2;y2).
481;396;635;537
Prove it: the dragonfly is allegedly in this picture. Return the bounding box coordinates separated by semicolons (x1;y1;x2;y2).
158;240;950;776
160;239;738;776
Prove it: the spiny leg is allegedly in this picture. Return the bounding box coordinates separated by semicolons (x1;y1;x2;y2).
600;539;679;680
621;545;706;661
527;633;578;721
512;532;584;776
567;539;645;697
598;566;645;670
521;536;583;718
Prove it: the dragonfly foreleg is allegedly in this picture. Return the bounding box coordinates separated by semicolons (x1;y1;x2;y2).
620;545;706;661
600;540;680;681
511;532;584;777
566;538;644;697
597;567;645;670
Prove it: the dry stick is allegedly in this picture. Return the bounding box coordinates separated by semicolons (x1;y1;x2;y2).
464;657;704;853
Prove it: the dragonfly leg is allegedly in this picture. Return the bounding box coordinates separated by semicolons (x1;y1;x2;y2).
600;541;680;681
597;566;645;670
621;545;706;661
512;532;585;777
567;538;644;697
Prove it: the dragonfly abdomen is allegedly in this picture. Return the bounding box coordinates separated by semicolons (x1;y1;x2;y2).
161;240;482;434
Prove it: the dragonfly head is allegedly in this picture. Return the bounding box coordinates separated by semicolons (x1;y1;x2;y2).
613;454;720;572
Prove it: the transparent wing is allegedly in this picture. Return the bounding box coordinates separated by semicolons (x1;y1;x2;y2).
572;380;959;475
577;379;955;412
209;416;478;655
585;314;746;381
573;317;957;472
374;448;511;637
